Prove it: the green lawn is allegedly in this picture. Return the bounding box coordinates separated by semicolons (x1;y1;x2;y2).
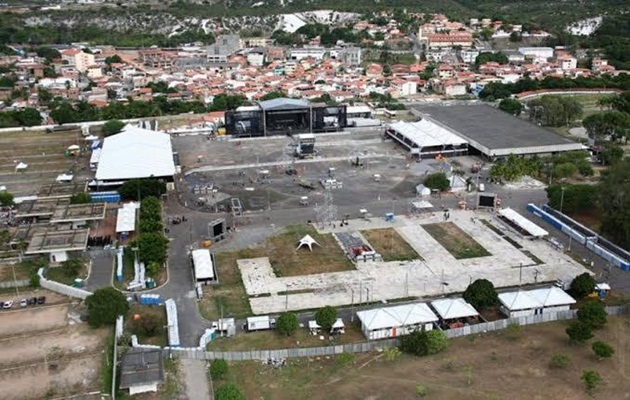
361;228;422;261
422;222;491;259
126;304;168;347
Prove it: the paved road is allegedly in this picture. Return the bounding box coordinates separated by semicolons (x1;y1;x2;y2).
84;250;115;291
181;358;212;400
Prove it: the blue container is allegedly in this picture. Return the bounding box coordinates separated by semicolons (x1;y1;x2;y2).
89;191;121;203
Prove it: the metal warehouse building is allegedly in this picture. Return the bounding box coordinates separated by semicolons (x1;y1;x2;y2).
410;104;585;160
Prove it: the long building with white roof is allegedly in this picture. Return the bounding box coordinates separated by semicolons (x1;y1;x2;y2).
386;119;469;159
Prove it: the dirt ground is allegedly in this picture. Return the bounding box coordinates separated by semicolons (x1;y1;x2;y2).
0;324;105;367
0;128;90;196
0;295;107;400
219;316;630;400
0;354;101;400
422;222;491;259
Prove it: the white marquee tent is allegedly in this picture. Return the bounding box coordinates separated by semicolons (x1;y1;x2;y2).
95;125;175;181
498;287;575;318
356;303;438;340
296;234;320;252
191;249;215;284
430;298;479;320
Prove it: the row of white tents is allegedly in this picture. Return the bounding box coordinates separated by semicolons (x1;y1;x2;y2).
356;286;576;340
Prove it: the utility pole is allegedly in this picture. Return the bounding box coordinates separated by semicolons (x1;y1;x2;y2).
559;186;565;213
519;262;523;285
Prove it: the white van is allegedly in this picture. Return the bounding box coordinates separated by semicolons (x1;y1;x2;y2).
478;183;485;192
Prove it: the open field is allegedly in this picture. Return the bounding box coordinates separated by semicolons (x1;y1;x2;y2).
422;222;491;259
361;228;421;261
207;320;365;351
0;297;107;400
0;129;89;196
217;316;630;400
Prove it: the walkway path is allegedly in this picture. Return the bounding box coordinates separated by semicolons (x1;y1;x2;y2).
181;358;212;400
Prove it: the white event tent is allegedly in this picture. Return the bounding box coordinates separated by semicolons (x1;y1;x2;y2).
356;303;438;340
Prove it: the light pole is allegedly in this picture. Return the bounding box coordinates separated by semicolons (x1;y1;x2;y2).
559;186;565;213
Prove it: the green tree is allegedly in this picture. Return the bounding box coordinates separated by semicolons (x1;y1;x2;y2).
581;370;602;393
70;192;91;204
566;321;594;343
474;52;509;68
104;54;122;65
598;158;630;249
400;329;430;356
577;301;607;330
599;143;624;165
315;306;338;333
277;312;299;336
583;111;630;142
425;329;448;354
570;273;596;299
209;359;229;379
260;90;286;101
546;185;598;215
139;196;162;221
463;279;498;311
0;191;14;206
215;383;245;400
553;162;578;179
498;98;523;115
592;341;614;360
118;178;166;201
423;172;450;191
136;233;169;265
102;119;126;137
529;95;583;127
85;287;129;327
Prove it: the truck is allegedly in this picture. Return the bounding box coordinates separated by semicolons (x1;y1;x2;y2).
246;316;276;332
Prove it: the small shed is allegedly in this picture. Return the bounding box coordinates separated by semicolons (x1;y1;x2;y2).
119;348;164;395
356;303;438;340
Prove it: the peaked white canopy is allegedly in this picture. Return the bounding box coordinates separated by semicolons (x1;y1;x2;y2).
431;298;479;320
296;234;320;251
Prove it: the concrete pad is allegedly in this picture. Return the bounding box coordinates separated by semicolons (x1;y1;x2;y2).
238;210;590;315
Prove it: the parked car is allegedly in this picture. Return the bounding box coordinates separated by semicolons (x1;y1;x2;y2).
20;299;27;307
28;297;37;306
37;296;46;305
3;300;13;309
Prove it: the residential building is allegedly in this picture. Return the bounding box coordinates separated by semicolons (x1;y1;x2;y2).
246;48;266;67
289;47;326;61
460;49;480;64
518;47;554;61
206;35;241;63
139;49;177;68
427;33;473;49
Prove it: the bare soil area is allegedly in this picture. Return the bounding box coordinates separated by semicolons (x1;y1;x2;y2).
220;316;630;400
0;303;69;336
0;324;106;367
0;354;101;400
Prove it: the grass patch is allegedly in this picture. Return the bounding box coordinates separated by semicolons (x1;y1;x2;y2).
45;261;88;285
100;329;115;396
0;258;43;282
422;222;491;259
198;248;258;321
125;304;168;347
159;357;182;400
267;225;354;276
361;228;422;261
206;321;366;351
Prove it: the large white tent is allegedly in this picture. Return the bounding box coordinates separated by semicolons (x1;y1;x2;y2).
498;287;575;318
430;298;479;320
95;125;176;181
498;207;548;238
356;303;438;340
